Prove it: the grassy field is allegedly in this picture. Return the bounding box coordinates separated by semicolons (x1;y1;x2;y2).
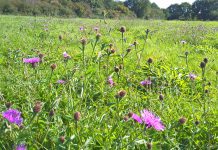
0;15;218;149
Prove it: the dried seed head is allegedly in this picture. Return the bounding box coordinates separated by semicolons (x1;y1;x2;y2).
126;48;131;53
74;112;81;121
119;64;124;70
120;26;126;33
159;94;164;101
80;38;87;45
203;58;208;64
50;64;57;71
109;43;113;48
5;102;12;108
200;62;206;68
38;53;44;59
59;136;65;143
128;112;133;118
116;90;126;98
96;33;101;40
147;58;153;64
114;66;120;72
179;117;186;124
49;109;55;117
59;35;63;41
147;143;152;150
33;101;42;113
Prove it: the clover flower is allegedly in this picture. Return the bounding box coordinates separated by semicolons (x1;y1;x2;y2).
2;109;23;126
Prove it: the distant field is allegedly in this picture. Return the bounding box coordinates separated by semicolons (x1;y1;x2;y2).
0;15;217;149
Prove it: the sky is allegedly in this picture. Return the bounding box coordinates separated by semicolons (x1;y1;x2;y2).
150;0;195;8
117;0;196;9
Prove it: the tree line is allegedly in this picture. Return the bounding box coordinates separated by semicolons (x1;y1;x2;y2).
0;0;217;20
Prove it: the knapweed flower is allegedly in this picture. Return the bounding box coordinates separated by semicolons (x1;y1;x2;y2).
140;79;152;86
2;109;23;126
189;73;197;80
57;80;65;84
16;144;27;150
130;109;165;131
63;52;70;59
107;76;115;87
23;57;40;64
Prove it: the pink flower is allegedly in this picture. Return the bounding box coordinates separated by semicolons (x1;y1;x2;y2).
107;76;115;87
23;57;40;64
132;113;143;124
80;26;84;31
140;79;152;86
57;80;65;84
63;52;70;59
130;109;165;131
189;73;197;80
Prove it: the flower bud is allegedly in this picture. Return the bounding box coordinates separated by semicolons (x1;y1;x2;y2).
59;136;65;143
114;66;119;72
179;117;186;124
120;26;126;33
147;143;152;150
159;94;164;101
203;58;208;64
50;64;57;71
123;116;128;121
116;90;126;98
74;112;81;121
200;62;206;68
147;58;153;64
96;33;101;40
49;109;55;117
5;102;12;108
33;101;42;113
80;38;87;45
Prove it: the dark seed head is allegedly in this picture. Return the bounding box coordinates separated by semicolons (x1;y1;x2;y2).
126;48;131;53
159;94;164;101
96;33;101;40
179;117;186;124
50;64;57;71
5;102;12;108
200;62;206;68
147;142;152;149
114;66;120;72
49;109;55;117
195;121;200;125
147;58;153;64
74;112;81;121
123;116;128;121
59;136;65;143
128;112;133;118
33;101;42;113
80;38;87;45
203;58;208;64
120;26;126;33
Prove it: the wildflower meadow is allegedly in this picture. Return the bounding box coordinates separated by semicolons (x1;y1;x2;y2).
0;16;217;149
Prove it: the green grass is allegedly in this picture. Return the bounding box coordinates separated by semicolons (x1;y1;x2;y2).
0;15;218;149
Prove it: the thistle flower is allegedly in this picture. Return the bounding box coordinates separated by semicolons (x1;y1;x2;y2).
59;35;63;41
189;73;197;80
63;52;70;59
107;76;115;87
16;144;27;150
140;79;152;86
2;109;23;126
23;57;40;64
94;27;99;32
130;109;165;131
57;80;65;84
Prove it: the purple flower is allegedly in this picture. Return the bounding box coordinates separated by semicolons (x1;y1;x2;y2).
23;57;40;64
132;113;143;124
94;27;99;32
130;109;165;131
80;26;84;31
141;109;165;131
107;76;115;87
2;109;23;126
16;144;27;150
189;73;197;80
140;79;152;86
63;52;70;59
57;80;65;84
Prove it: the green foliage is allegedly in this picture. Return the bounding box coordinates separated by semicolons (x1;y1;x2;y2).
0;15;218;149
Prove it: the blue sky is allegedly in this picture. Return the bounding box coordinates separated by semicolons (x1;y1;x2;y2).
117;0;196;8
